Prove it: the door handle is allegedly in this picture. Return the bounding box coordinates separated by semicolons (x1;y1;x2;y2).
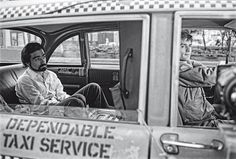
121;48;133;98
160;133;224;154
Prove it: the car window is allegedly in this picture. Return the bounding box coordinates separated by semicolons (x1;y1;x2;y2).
48;35;82;65
189;29;236;65
0;29;41;64
177;18;236;128
87;31;119;68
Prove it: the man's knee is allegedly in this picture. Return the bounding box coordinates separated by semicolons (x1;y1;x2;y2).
68;97;85;107
87;82;101;91
72;93;86;105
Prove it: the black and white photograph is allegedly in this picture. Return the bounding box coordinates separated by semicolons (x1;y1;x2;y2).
0;0;236;158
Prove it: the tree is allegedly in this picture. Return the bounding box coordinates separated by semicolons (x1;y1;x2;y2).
202;29;207;51
230;30;236;49
219;30;226;50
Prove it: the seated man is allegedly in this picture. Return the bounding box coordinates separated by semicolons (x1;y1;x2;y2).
178;30;223;127
15;42;110;115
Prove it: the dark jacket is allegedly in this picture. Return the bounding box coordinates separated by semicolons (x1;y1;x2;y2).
178;60;217;125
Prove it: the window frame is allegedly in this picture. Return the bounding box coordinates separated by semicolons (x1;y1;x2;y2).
171;11;236;127
0;14;150;123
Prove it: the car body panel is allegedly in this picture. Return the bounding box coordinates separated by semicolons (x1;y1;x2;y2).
0;113;151;159
150;126;236;159
0;0;236;22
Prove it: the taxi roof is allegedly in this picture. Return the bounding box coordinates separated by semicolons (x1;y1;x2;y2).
0;0;236;22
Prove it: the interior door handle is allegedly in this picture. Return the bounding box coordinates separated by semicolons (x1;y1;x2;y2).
160;133;224;154
121;48;133;98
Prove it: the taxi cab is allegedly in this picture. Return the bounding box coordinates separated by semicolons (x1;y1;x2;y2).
0;0;236;158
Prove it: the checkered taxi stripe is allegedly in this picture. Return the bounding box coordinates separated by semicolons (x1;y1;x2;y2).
0;1;77;19
0;0;236;20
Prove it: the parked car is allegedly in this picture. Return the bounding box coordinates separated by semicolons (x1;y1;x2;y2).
1;0;236;158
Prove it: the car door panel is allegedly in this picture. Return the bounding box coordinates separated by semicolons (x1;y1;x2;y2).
88;68;119;105
150;126;234;159
48;66;87;95
88;68;119;106
119;21;142;110
0;113;150;159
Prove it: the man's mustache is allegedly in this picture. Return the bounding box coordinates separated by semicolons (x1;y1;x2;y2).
40;63;47;68
39;64;47;70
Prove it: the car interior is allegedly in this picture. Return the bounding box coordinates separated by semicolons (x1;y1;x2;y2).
0;20;144;116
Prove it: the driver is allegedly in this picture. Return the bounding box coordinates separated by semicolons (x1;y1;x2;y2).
178;30;223;127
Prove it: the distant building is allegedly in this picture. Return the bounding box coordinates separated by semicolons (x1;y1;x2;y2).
0;30;41;48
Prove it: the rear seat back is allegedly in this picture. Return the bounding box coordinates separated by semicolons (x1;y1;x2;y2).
0;64;26;105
